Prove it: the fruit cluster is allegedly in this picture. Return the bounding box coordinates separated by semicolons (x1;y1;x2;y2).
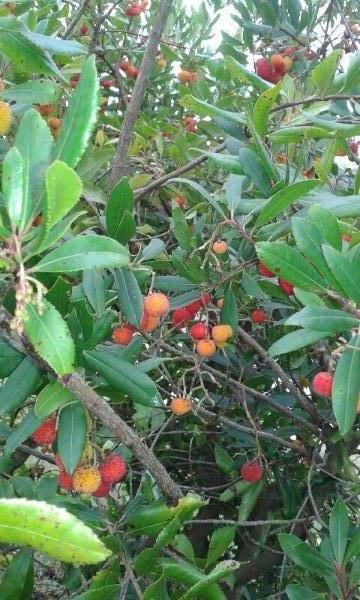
182;115;198;133
113;292;170;345
255;52;292;83
119;59;140;79
178;69;198;84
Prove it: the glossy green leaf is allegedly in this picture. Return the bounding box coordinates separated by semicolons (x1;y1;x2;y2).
2;147;24;228
180;94;245;125
135;516;183;575
256;242;327;291
238;147;271;194
173;207;192;250
0;26;61;78
344;529;360;564
28;32;85;56
0;548;34;600
24;300;75;376
255;180;320;227
329;498;349;563
225;174;247;215
0;498;111;564
269;126;333;144
238;482;264;521
322;245;360;305
44;160;82;232
268;330;328;357
342;52;360;92
57;402;87;475
167;177;226;218
161;559;226;600
286;585;325;600
114;268;143;328
0;357;42;415
83;270;106;315
253;81;281;136
332;335;360;436
181;560;239;599
105;178;134;242
4;410;42;456
311;50;342;93
0;338;23;378
220;287;238;335
206;526;235;567
285;307;359;332
84;350;159;407
33;235;129;273
278;534;332;576
34;380;75;419
308;205;341;251
53;55;99;168
0;80;58;104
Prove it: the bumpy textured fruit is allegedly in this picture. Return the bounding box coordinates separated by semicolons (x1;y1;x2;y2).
189;323;208;340
119;59;131;72
172;307;191;328
170;397;192;416
196;339;217;358
211;324;233;344
271;53;285;73
258;262;274;277
100;454;127;484
312;372;333;397
126;4;143;16
48;117;61;131
140;311;160;333
92;481;110;498
251;309;267;324
127;65;139;79
278;278;294;295
212;240;228;255
255;57;273;81
73;466;102;494
241;461;263;482
144;292;170;317
113;324;135;346
32;417;57;445
58;470;73;491
38;104;53;117
0;101;12;135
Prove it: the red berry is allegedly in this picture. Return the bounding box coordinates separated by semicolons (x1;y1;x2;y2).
58;470;73;491
32;417;57;445
172;307;192;327
126;4;142;16
189;322;208;340
312;372;333;397
255;58;273;81
258;262;274;277
241;461;263;483
113;324;135;346
99;454;127;484
54;453;65;470
101;79;115;89
251;309;267;324
278;278;294;295
80;24;88;34
349;141;359;155
92;481;110;497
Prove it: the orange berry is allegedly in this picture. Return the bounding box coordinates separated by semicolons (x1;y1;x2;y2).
127;65;139;79
196;339;217;358
143;292;170;317
37;104;53;117
0;101;12;135
211;324;233;344
271;53;286;74
119;59;131;72
48;117;61;131
178;70;192;83
140;311;160;333
170;397;192;416
174;195;185;208
72;466;102;494
212;240;228;255
113;324;135;345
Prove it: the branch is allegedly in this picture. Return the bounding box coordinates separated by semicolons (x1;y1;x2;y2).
62;0;90;39
110;0;174;185
270;94;360;113
134;142;226;200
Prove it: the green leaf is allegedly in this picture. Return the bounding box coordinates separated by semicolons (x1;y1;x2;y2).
24;300;75;376
180;560;239;599
238;482;264;521
345;530;360;564
0;80;58;104
84;350;159;407
28;32;85;56
269;126;333;144
53;55;99;168
214;444;234;474
256;242;327;291
342;52;360;92
226;56;272;92
0;338;23;378
255;180;320;228
34;380;75;419
329;498;349;563
322;245;360;305
161;559;226;600
220;288;238;335
2;147;24;228
57;402;87;475
0;357;42;415
206;526;235;568
278;534;332;576
173;207;192;250
4;410;42;456
114;268;143;328
308;205;341;251
285;307;359;333
225;175;247;215
332;335;360;436
105;178;134;243
135;516;183;576
143;569;169;600
0;498;111;564
0;26;61;78
286;584;326;600
253;82;282;136
268;330;328;357
0;548;33;600
33;235;129;273
238;147;271;195
167;178;226;218
83;270;106;315
180;94;245;125
44;160;82;232
311;50;342;94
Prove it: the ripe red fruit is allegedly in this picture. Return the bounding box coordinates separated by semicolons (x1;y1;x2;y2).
32;417;57;445
99;454;127;484
269;70;282;83
258;262;274;277
189;322;208;340
126;4;143;17
312;372;333;397
119;60;131;73
271;53;286;74
278;278;294;295
80;24;88;34
255;57;273;81
241;461;263;482
127;65;139;79
251;309;267;324
58;470;73;491
101;79;115;89
172;307;192;327
349;140;359;155
92;481;110;498
113;324;135;346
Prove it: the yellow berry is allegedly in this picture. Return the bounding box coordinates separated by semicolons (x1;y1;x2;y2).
211;324;233;344
170;397;192;416
0;101;12;135
72;466;101;494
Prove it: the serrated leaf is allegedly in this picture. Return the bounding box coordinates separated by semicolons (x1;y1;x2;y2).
173;207;192;250
180;560;239;599
225;175;247;215
4;410;42;456
278;534;332;576
332;335;360;436
253;82;282;136
34;380;75;419
33;235;129;272
238;147;271;195
114;268;143;328
24;300;75;376
255;180;320;227
0;26;62;78
308;204;341;250
206;526;235;568
180;94;245;125
44;160;82;233
226;56;272;92
105;178;134;243
285;307;359;332
0;357;42;415
0;80;57;104
322;245;360;305
2;147;24;228
0;338;23;378
286;584;325;600
57;401;87;474
0;498;111;563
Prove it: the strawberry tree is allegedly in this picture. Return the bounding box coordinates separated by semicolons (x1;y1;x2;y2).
1;0;360;598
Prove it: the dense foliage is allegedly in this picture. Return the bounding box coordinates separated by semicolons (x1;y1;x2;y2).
1;0;360;597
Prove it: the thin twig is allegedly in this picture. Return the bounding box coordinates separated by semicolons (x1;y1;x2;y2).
270;94;360;113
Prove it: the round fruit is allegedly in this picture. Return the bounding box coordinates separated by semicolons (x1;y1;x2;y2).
349;140;359;155
80;23;88;34
212;240;228;255
99;454;127;484
211;324;233;344
37;104;53;117
189;322;208;340
140;311;161;333
72;466;102;494
144;292;170;317
0;101;12;135
92;481;110;497
58;470;73;491
312;372;333;397
126;4;143;16
101;79;114;89
255;57;273;81
170;397;192;416
278;278;294;295
48;117;61;131
119;60;131;72
172;307;192;328
251;309;267;324
174;195;185;208
196;339;217;358
241;461;263;482
258;262;274;277
112;324;135;346
271;53;286;74
32;417;57;445
178;70;192;83
127;65;139;79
